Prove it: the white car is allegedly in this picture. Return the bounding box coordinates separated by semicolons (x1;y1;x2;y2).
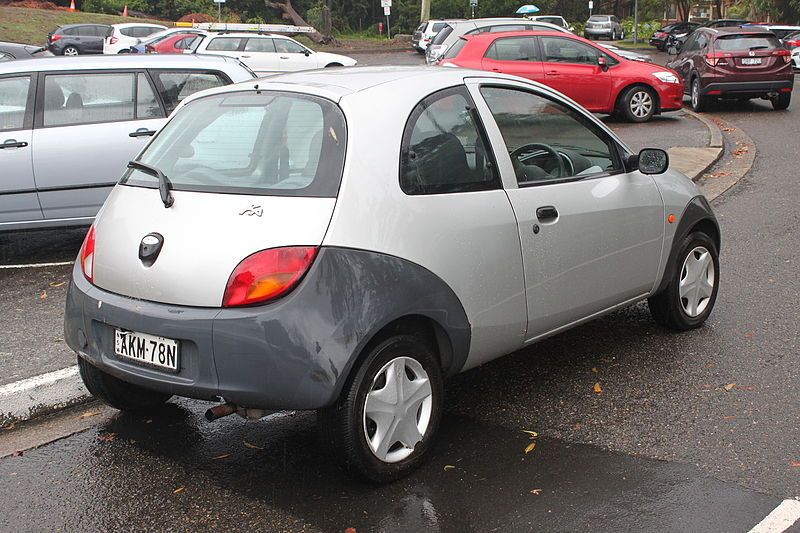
412;19;463;53
188;32;356;76
792;46;800;70
527;15;573;32
104;23;167;54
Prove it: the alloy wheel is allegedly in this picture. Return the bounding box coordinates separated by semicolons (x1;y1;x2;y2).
629;90;653;119
362;356;433;463
679;246;715;317
63;47;78;56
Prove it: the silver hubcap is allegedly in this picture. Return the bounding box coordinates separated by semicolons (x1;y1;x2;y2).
692;82;699;108
363;356;433;463
630;90;653;118
64;48;78;56
679;246;715;317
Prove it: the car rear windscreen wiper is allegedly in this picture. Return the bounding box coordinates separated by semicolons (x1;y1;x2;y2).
127;161;174;208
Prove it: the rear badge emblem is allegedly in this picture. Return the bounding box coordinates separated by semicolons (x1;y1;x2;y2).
749;51;755;56
139;233;164;267
239;205;263;217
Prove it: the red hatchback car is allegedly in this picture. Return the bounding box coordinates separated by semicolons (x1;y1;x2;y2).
666;27;793;111
440;30;683;122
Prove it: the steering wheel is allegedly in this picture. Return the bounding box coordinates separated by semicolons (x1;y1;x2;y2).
510;143;565;179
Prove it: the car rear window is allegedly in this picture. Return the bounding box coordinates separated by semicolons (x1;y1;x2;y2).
431;25;454;45
589;15;609;21
442;37;467;59
714;34;781;51
431;22;448;33
122;91;347;198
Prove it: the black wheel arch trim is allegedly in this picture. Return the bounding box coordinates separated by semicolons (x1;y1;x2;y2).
655;195;720;294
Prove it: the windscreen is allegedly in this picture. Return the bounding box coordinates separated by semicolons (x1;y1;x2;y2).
589;15;610;21
431;25;454;45
121;91;347;197
714;34;781;51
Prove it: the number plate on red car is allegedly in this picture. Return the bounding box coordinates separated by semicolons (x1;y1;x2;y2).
115;329;179;371
741;57;762;65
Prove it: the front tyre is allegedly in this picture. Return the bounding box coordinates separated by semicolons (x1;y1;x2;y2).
648;231;719;330
690;77;709;112
318;334;443;483
77;355;172;412
619;85;656;122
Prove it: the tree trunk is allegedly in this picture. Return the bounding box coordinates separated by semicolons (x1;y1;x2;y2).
264;0;338;45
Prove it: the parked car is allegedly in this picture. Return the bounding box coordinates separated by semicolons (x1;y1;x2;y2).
527;15;573;32
412;19;462;53
64;65;720;482
426;18;571;65
0;55;255;231
440;31;682;122
136;33;202;54
583;14;624;40
666;26;793;111
0;42;51;61
649;22;701;51
47;24;111;56
673;19;751;49
740;23;800;40
126;27;205;53
780;29;800;47
104;23;168;54
187;32;356;76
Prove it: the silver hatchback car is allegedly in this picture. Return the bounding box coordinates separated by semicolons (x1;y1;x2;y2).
0;54;254;231
65;66;720;482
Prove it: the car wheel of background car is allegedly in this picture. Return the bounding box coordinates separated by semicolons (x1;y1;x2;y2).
611;29;617;40
317;333;443;483
118;49;131;53
690;77;708;112
62;46;79;56
325;62;343;67
648;231;719;330
772;92;791;110
619;85;656;122
620;30;625;39
77;355;172;412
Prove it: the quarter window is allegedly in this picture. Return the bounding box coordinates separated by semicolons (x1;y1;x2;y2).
400;87;499;195
0;76;30;131
150;70;229;114
480;86;621;185
136;73;163;119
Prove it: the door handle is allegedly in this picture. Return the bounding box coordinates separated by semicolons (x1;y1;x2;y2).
0;139;28;149
280;56;290;59
536;205;559;222
240;54;251;58
129;128;156;138
545;71;559;76
491;68;501;72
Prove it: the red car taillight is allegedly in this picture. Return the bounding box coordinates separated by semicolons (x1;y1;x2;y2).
656;32;667;38
80;225;96;283
49;34;61;42
772;48;791;63
109;36;118;44
704;52;733;66
786;39;800;48
222;247;317;307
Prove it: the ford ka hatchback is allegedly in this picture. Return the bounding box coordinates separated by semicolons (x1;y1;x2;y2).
65;67;720;482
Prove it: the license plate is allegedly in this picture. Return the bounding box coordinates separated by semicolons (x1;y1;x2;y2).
742;57;762;65
115;329;179;371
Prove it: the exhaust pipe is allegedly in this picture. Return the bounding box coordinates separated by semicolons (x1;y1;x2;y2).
205;402;237;421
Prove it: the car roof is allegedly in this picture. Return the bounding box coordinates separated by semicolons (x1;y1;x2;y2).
709;26;775;35
201;32;296;38
0;53;246;74
111;22;167;29
55;23;111;30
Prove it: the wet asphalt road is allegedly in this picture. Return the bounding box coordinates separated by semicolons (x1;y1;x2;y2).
1;50;799;532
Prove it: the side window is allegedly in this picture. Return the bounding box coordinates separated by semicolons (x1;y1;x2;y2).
480;86;622;185
696;34;709;50
484;37;538;61
683;33;699;51
541;36;598;65
274;39;306;53
61;27;77;36
244;38;276;53
206;37;242;51
136;73;163;119
42;73;136;127
120;27;138;37
400;87;499;195
0;75;31;131
150;70;229;114
489;24;525;32
174;36;197;50
0;52;14;62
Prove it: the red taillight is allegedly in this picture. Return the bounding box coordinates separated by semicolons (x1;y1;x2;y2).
772;48;791;63
222;247;317;307
785;39;800;48
49;34;61;42
110;36;118;44
656;32;667;38
704;52;733;66
80;225;96;283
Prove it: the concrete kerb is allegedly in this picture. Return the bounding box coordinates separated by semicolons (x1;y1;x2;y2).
0;108;740;429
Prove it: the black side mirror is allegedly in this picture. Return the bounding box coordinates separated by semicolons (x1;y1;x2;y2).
304;50;311;57
597;56;609;72
637;148;669;174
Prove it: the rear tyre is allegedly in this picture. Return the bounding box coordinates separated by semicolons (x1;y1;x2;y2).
317;334;443;483
62;46;79;56
77;355;172;412
648;231;719;331
690;77;708;112
324;62;343;67
772;92;791;110
619;85;656;122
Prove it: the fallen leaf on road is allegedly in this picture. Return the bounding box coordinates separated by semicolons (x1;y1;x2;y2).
95;433;117;441
744;333;756;338
242;441;264;450
4;423;15;431
789;462;800;467
443;465;455;471
522;430;539;438
705;172;729;178
591;367;598;373
212;454;231;460
737;386;755;391
54;338;64;343
49;281;66;288
524;442;536;454
594;383;603;393
39;291;47;299
722;416;737;419
345;528;358;533
173;487;185;493
723;383;736;391
722;127;736;131
530;489;542;495
11;450;23;457
77;411;103;419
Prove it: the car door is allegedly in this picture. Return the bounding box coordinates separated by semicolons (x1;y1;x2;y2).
87;25;108;53
467;79;664;341
31;71;166;221
670;31;703;92
273;38;315;71
480;36;545;82
0;73;41;225
240;37;280;74
537;36;613;111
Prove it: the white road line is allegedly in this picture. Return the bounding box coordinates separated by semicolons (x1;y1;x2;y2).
0;261;74;269
748;499;800;533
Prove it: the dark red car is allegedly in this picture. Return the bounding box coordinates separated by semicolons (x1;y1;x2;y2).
666;27;793;111
145;33;200;54
440;31;683;122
